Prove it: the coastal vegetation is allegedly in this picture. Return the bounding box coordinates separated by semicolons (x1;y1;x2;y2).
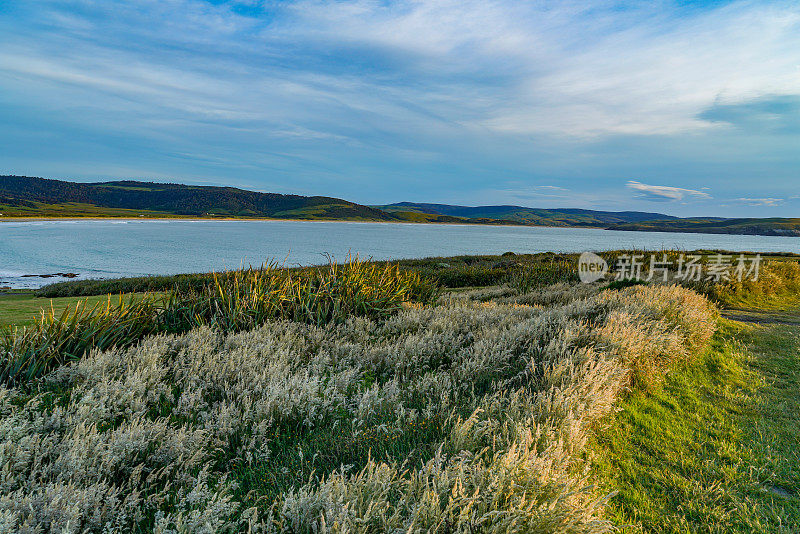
1;260;436;385
0;254;797;532
32;253;579;298
31;249;798;300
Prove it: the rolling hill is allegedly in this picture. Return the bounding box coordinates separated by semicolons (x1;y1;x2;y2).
0;176;395;221
375;202;683;226
375;202;800;237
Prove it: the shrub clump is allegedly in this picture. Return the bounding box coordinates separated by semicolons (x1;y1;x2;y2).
693;259;800;308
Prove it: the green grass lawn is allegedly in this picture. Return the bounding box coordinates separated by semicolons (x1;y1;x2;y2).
593;308;800;532
0;292;152;327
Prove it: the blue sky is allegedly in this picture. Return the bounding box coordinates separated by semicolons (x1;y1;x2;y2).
1;0;798;217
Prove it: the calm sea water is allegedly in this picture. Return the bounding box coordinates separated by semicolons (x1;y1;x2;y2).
2;219;799;289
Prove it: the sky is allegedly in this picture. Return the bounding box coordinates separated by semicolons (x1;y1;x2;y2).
1;0;799;217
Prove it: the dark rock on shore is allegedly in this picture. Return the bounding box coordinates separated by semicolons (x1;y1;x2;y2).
21;272;79;279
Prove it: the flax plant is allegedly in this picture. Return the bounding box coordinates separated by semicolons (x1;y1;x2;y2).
0;295;162;386
169;257;440;330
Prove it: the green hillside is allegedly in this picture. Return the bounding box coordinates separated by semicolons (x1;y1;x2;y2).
0;176;396;221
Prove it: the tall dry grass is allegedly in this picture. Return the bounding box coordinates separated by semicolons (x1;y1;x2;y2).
0;281;717;533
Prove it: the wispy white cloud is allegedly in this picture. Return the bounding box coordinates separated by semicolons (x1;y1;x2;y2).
732;197;784;206
627;181;711;202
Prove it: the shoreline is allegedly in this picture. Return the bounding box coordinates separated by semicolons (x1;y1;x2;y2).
2;215;798;239
0;215;608;230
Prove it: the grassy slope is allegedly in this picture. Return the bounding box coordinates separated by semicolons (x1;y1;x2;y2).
593;303;800;532
0;200;391;221
0;201;185;218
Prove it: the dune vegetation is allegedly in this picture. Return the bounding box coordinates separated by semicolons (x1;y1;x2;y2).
0;256;797;532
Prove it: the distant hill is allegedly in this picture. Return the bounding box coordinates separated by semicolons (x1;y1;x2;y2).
375;202;799;237
2;176;797;237
608;218;800;236
0;176;395;221
376;202;683;227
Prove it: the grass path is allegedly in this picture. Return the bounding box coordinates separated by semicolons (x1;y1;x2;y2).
593;306;800;532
